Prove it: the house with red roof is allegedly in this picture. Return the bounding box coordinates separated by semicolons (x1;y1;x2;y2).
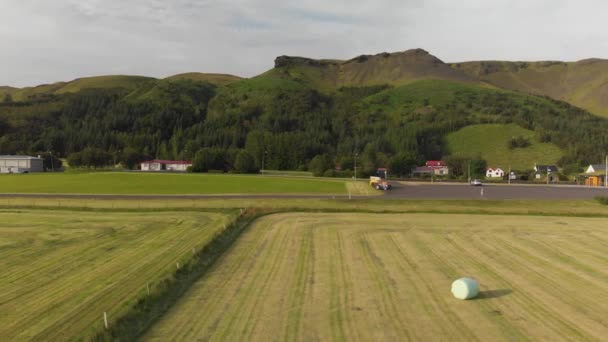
140;159;192;172
413;160;449;176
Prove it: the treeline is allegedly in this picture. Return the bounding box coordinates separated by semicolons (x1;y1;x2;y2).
1;78;608;175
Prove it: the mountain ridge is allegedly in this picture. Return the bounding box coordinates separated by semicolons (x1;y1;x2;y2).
2;48;608;117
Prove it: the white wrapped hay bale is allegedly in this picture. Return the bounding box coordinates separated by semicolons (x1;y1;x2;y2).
451;277;479;300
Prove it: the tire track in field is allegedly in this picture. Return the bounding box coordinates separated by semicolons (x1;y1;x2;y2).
483;234;608;337
406;231;487;342
384;232;470;340
327;228;347;342
449;232;598;341
1;212;230;340
34;215;227;340
283;225;314;341
181;227;280;340
357;231;413;341
514;233;608;283
2;222;167;337
548;235;608;266
207;218;292;341
155;217;271;341
233;217;298;341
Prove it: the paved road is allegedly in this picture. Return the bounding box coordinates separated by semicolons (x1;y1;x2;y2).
0;183;607;200
386;182;608;200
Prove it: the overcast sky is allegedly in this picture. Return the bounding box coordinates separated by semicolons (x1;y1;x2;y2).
1;0;607;87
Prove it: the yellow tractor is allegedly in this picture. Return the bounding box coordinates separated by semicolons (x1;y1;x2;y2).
369;168;392;190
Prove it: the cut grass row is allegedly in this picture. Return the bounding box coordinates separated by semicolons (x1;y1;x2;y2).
0;172;347;195
2;197;608;218
144;213;608;341
0;209;235;340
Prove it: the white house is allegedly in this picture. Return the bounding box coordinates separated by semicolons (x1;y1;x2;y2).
585;164;607;174
0;155;44;173
140;159;192;172
486;167;505;178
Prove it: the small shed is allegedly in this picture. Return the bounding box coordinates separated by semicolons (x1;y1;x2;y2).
0;155;44;173
140;160;192;172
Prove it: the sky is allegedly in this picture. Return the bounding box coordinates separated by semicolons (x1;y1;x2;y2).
1;0;607;87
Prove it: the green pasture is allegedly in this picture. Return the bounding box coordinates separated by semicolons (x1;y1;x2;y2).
0;209;233;340
446;123;563;170
0;172;347;195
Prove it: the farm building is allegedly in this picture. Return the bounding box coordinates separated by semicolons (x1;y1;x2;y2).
582;164;607;187
422;160;450;176
0;155;43;173
413;161;449;176
486;167;505;178
140;160;192;172
533;164;558;180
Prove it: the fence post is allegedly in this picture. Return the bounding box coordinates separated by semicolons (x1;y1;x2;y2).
103;312;108;329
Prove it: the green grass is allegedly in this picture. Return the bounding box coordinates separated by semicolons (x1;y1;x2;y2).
0;209;234;340
0;172;347;194
446;123;563;170
55;75;155;94
164;73;242;86
2;75;156;101
362;79;500;120
452;60;608;118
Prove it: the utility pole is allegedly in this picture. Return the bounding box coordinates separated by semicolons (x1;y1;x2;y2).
354;152;358;180
49;151;54;172
508;164;511;185
467;160;471;182
261;150;267;176
605;154;607;188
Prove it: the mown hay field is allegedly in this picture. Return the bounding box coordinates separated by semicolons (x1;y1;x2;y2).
0;209;233;341
145;213;608;341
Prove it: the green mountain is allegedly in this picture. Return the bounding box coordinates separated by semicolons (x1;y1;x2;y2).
164;73;242;86
451;59;608;117
1;49;608;176
0;73;241;102
268;48;477;91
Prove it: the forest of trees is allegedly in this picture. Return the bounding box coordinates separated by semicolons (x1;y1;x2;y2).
1;78;608;177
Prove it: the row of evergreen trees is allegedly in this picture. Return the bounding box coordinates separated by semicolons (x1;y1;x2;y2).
2;78;608;175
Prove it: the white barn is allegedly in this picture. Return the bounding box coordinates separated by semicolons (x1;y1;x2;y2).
0;155;44;173
486;167;505;178
140;159;192;172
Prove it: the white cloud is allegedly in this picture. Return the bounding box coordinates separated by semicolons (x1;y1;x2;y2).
1;0;607;87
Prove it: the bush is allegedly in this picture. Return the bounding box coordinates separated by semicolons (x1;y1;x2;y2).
309;154;333;177
234;150;258;174
322;169;336;177
67;147;112;168
508;136;531;149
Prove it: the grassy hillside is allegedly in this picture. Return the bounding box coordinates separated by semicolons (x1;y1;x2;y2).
165;72;242;86
452;59;608;117
446;124;563;170
1;75;156;102
207;72;308;120
270;49;476;91
55;75;155;94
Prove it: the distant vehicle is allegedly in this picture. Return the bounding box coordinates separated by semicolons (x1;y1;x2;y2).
470;179;483;186
369;168;392;191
